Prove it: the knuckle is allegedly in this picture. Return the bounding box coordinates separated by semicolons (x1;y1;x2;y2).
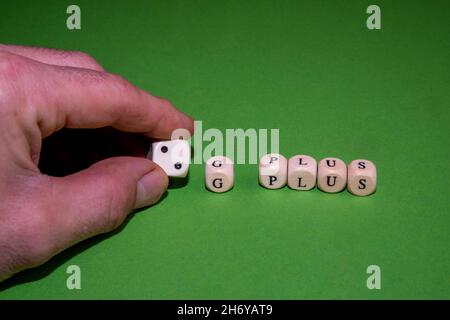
109;73;134;91
0;52;31;109
46;48;103;71
0;52;29;79
158;97;175;109
70;50;92;60
71;50;103;70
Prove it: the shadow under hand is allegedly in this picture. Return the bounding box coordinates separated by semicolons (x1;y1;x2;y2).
39;127;151;176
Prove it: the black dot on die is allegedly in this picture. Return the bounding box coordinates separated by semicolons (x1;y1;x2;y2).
174;162;182;170
161;146;168;153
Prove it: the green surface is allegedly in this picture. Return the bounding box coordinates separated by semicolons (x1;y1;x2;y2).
1;0;449;299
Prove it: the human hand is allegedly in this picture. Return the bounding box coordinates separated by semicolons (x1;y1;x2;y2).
0;44;193;282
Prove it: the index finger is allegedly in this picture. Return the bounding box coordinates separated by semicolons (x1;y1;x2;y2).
20;55;194;139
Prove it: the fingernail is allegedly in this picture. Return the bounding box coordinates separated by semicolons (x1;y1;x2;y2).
135;168;168;209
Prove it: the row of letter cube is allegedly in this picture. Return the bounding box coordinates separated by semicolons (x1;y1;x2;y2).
147;141;376;196
259;154;376;196
206;154;377;196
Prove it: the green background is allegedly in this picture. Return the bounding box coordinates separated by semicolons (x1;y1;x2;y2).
1;0;449;299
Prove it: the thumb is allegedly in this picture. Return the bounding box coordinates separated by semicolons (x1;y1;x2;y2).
47;157;168;249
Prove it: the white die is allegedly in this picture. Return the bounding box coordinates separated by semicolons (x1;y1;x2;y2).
149;140;190;177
